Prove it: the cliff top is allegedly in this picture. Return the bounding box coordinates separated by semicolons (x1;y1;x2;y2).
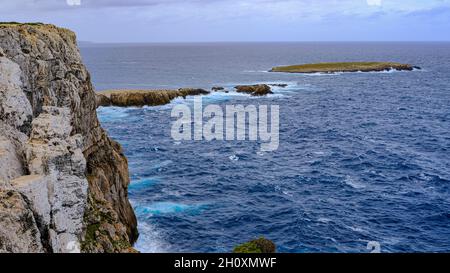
0;22;45;26
0;22;69;30
0;22;76;43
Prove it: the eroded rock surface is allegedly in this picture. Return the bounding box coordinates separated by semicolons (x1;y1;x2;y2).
0;188;44;253
96;88;210;107
0;23;137;253
234;84;273;96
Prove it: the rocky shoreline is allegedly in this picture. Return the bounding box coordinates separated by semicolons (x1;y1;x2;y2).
96;84;276;108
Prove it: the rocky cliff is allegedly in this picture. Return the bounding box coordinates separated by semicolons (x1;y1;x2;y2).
0;23;137;253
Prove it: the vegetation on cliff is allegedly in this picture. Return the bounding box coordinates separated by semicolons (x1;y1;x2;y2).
0;22;44;26
270;62;418;73
233;237;276;253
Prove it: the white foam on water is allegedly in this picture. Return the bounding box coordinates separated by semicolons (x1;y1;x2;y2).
356;69;400;74
317;218;332;223
303;72;343;76
134;202;206;216
202;91;249;103
97;106;131;122
282;190;293;197
134;222;171;253
149;160;173;170
242;70;270;73
349;226;365;233
129;177;159;191
344;176;366;189
120;61;139;65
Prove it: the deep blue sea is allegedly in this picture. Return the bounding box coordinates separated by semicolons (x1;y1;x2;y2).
80;42;450;253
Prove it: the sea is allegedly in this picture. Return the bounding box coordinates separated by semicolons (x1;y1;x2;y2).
80;42;450;253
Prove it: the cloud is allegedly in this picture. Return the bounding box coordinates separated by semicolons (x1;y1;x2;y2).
2;0;223;10
2;0;449;16
367;0;382;6
1;0;449;42
405;5;450;17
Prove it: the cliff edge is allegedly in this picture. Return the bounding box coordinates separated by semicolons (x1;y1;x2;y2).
0;23;137;253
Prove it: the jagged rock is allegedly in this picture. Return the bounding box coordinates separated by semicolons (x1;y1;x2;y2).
269;83;288;88
24;106;88;253
0;55;33;132
211;86;225;91
0;188;45;253
177;88;210;97
0;54;32;192
0;136;25;182
10;175;51;237
0;23;137;253
95;93;111;107
96;88;210;108
234;84;273;96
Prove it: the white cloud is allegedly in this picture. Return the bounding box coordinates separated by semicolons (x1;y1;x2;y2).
367;0;382;7
66;0;81;6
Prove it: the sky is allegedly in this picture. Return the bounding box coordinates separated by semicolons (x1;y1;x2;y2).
1;0;450;42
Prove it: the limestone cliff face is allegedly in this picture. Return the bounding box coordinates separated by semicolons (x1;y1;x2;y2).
0;23;137;253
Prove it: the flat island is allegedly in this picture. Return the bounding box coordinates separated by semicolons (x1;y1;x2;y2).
270;62;419;74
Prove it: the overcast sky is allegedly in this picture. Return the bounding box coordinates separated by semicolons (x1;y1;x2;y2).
1;0;450;42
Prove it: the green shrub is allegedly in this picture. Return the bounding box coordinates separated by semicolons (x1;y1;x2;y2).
233;237;276;253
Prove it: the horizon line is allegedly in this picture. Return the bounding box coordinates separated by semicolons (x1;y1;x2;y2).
78;40;450;45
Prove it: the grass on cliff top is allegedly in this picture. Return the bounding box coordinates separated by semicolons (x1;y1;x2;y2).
270;62;410;73
0;22;45;26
